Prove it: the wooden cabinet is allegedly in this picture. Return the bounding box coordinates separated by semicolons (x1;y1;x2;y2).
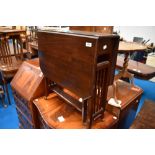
33;80;143;129
33;93;118;129
11;58;45;128
106;80;143;128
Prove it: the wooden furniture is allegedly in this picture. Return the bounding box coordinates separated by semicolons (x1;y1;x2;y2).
115;41;148;85
11;58;45;128
0;29;26;38
116;55;155;80
146;54;155;67
70;26;113;34
38;30;119;128
0;83;5;107
33;93;118;129
0;35;24;105
28;40;38;58
0;29;28;56
27;26;38;41
106;80;143;128
0;29;26;35
130;100;155;129
33;79;142;129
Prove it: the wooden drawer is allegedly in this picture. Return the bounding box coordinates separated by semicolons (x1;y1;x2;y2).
16;108;34;129
39;115;51;129
106;94;142;128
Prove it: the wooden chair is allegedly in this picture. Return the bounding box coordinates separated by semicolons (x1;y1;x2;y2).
0;35;23;105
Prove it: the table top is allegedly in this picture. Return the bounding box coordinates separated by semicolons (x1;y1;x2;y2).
118;41;148;53
0;29;26;37
130;100;155;129
0;29;26;33
107;80;143;110
116;56;155;79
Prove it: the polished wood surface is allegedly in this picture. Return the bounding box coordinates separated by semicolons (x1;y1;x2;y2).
34;93;118;129
11;58;44;101
106;80;143;128
0;29;26;36
115;41;148;84
116;56;155;79
70;26;113;34
33;80;143;129
11;58;45;128
38;30;119;127
38;30;119;97
118;41;148;53
0;34;25;105
130;100;155;129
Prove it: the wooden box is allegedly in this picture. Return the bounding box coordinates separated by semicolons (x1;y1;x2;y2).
11;58;45;128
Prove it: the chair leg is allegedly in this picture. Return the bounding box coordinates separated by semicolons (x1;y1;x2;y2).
0;87;7;108
1;95;7;108
3;80;11;105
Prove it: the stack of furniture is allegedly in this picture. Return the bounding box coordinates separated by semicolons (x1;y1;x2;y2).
33;79;143;129
36;30;120;128
10;28;144;129
11;59;45;128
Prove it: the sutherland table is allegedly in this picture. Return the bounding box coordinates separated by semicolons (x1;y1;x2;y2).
115;41;148;84
33;80;143;129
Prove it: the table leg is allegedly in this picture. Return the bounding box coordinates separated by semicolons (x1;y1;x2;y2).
115;53;134;86
112;53;135;105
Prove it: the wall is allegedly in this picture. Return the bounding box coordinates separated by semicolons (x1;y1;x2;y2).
114;26;155;44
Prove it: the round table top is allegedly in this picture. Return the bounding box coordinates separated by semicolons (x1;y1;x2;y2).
118;41;148;53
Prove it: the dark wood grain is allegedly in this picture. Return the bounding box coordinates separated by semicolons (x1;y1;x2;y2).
116;55;155;79
118;41;147;53
130;100;155;129
69;26;113;34
38;30;119;127
11;58;45;128
33;80;143;129
106;80;143;128
33;93;118;129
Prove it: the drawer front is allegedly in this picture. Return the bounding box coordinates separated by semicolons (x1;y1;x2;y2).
13;89;34;128
39;115;51;129
120;96;141;120
16;109;34;129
